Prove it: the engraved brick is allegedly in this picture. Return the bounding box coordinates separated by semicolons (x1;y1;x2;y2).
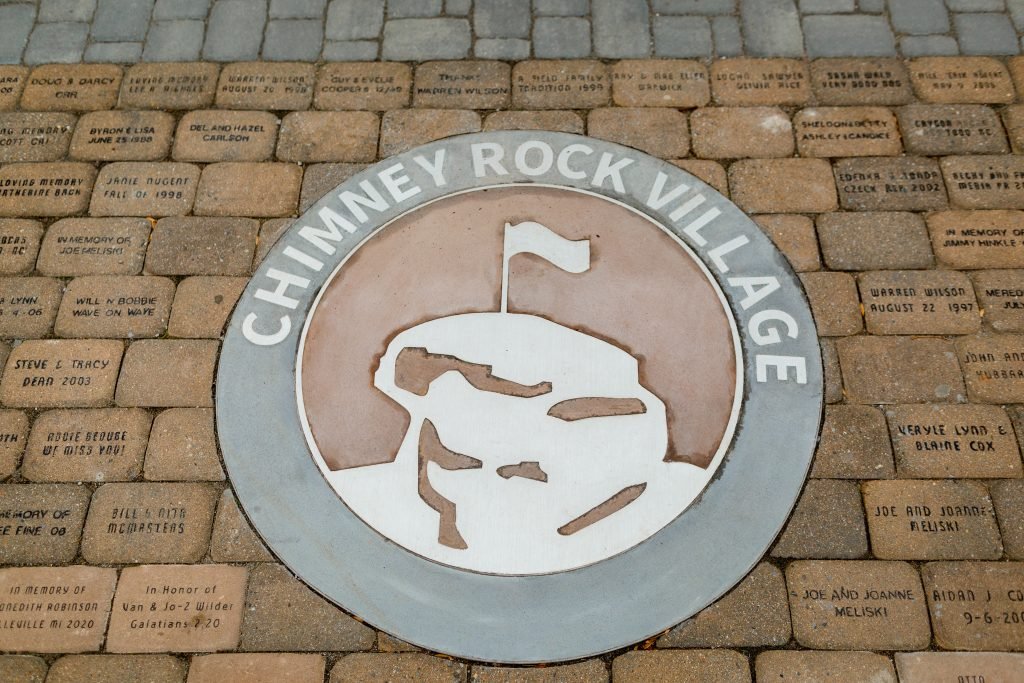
0;410;28;479
69;110;175;162
799;271;863;336
193;163;301;218
277;111;378;163
909;58;1015;105
106;564;247;653
837;336;965;404
115;339;218;408
315;63;412;111
671;159;728;196
472;661;607;683
483;110;584;134
217;62;315;110
90;162;199;217
0;655;46;683
658;562;790;647
773;480;868;559
1;339;123;408
817;212;934;271
1001;105;1024;153
859;270;980;335
38;217;150;277
992;480;1024;560
0;163;96;217
298;164;366;212
511;61;610;110
21;65;122;112
330;654;466;683
810;58;913;105
55;276;173;339
414;61;510;109
173;111;279;162
787;560;930;650
942;156;1024;210
690;107;793;159
752;215;820;272
922;562;1024;650
82;482;218;563
611;651;750;683
928;210;1024;269
834;157;947;211
146;217;258;276
974;270;1024;332
0;220;42;276
379;109;481;157
956;334;1024;403
611;59;709;108
795;107;901;157
710;59;810;106
0;484;89;563
0;67;29;112
587;108;688;158
209;490;273;562
167;277;247;339
895;652;1024;683
23;408;152;482
757;651;896;683
0;566;115;652
729;159;837;214
188;654;325;683
144;408;224;481
811;405;895;479
0;113;75;163
0;277;62;339
45;655;185;683
898;105;1008;156
240;563;375;651
118;63;219;110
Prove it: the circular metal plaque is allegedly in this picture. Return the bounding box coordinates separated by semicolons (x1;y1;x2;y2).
217;131;823;663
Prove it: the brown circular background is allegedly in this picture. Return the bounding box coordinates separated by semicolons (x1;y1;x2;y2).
301;186;737;472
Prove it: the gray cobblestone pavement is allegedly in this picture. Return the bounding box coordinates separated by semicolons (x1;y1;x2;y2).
2;0;1024;63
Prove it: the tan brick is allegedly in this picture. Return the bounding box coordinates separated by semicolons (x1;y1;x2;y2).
910;57;1015;104
1007;56;1024;100
241;563;375;652
276;111;378;162
690;107;793;159
0;219;42;276
898;104;1008;155
957;334;1024;403
753;215;820;271
254;217;292;263
922;562;1024;650
118;62;219;110
106;564;247;653
0;409;28;479
377;632;420;653
772;480;868;558
973;269;1024;332
172;110;279;162
837;336;965;404
511;61;610;109
46;655;185;683
795;107;901;157
89;162;199;217
859;270;980;335
942;155;1024;209
0;162;96;217
471;662;606;683
0;113;75;162
610;59;709;107
115;339;217;408
834;157;947;211
756;651;897;683
0;66;29;111
586;107;688;157
298;164;366;212
144;408;224;481
146;217;258;276
658;563;790;647
483;110;584;133
193;163;301;217
0;277;61;339
811;405;895;479
670;159;728;195
799;271;863;336
216;62;315;110
787;560;930;650
817;212;934;271
21;65;122;112
379;108;481;157
928;210;1024;269
188;654;325;683
167;276;246;339
0;566;115;653
69;110;175;161
729;158;837;213
612;651;750;683
22;408;152;482
55;276;174;338
38;217;150;276
0;483;89;563
992;479;1024;560
896;652;1024;683
209;489;273;562
315;62;412;110
1;339;122;408
1001;104;1024;153
822;338;843;404
886;404;1022;479
710;58;810;106
0;655;46;683
810;57;913;105
413;61;510;109
330;654;465;683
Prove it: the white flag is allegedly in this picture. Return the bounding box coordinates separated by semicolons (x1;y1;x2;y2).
501;221;590;312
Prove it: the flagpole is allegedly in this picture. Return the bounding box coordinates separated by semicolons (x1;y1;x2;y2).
500;222;510;314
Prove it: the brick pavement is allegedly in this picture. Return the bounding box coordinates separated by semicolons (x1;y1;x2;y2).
0;56;1024;680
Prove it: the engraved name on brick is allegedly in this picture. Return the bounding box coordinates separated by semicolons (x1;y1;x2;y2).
0;220;42;276
173;111;278;162
0;163;96;217
0;67;28;111
0;339;123;408
909;57;1015;104
834;157;947;211
414;61;510;109
0;113;75;163
37;218;150;277
20;65;122;112
118;63;219;110
973;270;1024;331
0;484;90;564
89;162;199;217
511;61;610;109
794;107;901;157
923;562;1024;651
859;270;980;335
927;211;1024;269
896;652;1024;683
957;334;1024;403
610;60;710;108
898;105;1008;156
55;276;174;339
216;63;315;110
0;410;28;478
315;63;411;111
0;277;62;339
809;58;912;105
69;110;175;162
711;59;810;106
942;156;1024;210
